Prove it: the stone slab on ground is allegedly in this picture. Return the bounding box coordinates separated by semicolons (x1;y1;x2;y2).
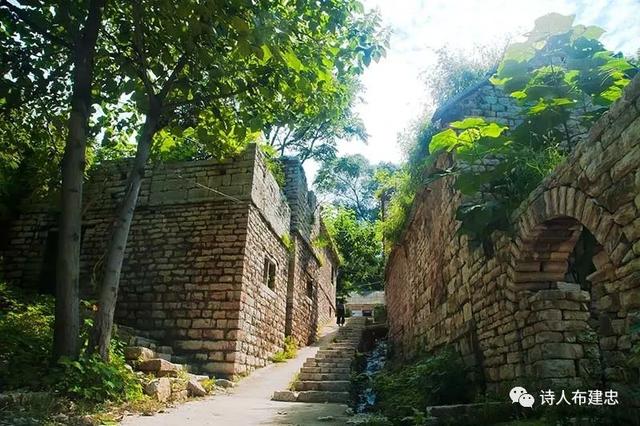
138;358;181;377
426;402;512;424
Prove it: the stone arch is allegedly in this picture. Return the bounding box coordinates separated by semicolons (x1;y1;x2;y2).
509;186;624;290
508;186;630;388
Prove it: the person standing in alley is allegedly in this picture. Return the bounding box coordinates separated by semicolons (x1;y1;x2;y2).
336;299;346;326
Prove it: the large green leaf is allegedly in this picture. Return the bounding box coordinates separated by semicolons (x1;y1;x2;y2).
503;43;536;63
429;129;458;153
479;123;508;138
450;117;487;130
283;50;304;72
529;13;575;40
574;25;605;41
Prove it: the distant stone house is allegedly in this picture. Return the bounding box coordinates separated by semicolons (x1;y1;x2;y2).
346;290;385;317
0;144;339;378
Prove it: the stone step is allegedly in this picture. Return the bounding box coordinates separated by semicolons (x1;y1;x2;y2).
304;360;352;369
299;372;349;381
315;353;353;361
273;390;350;403
129;336;158;351
317;348;355;354
297;390;350;403
137;358;187;377
124;346;176;363
300;366;351;374
317;349;354;355
293;380;350;392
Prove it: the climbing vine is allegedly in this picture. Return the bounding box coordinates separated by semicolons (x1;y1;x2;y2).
427;13;638;246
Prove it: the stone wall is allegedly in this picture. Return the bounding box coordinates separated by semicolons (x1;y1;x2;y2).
281;158;338;344
385;75;640;401
0;144;338;378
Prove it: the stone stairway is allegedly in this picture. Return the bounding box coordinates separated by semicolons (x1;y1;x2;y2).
116;325;212;401
272;317;367;403
118;325;190;365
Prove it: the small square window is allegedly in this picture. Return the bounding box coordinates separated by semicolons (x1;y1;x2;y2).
306;279;314;299
263;257;276;290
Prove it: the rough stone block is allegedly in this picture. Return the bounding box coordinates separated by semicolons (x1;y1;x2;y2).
539;343;584;359
138;358;179;377
187;377;207;397
272;390;298;402
124;346;155;361
534;359;575;378
144;378;172;402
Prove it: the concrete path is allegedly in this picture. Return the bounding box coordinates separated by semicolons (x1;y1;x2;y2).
120;324;352;426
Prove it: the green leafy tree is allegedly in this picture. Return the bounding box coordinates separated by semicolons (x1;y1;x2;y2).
88;0;386;359
315;154;395;221
323;207;384;296
1;0;107;360
264;12;387;163
423;43;506;107
265;75;368;163
373;166;415;250
2;0;385;360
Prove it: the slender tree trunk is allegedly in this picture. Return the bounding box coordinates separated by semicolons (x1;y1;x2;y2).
89;103;160;360
54;0;105;360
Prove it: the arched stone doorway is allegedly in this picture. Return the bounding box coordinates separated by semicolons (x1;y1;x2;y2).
510;187;629;390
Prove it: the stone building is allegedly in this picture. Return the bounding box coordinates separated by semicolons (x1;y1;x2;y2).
346;290;385;317
385;75;640;401
0;144;339;377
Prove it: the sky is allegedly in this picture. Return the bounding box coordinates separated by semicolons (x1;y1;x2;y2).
304;0;640;182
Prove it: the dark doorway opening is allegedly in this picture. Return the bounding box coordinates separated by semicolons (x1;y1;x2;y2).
565;228;599;292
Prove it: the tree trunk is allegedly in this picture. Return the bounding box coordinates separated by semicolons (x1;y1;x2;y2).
89;105;160;360
54;0;105;360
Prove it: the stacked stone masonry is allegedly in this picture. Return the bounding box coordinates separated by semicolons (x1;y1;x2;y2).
0;144;338;378
385;75;640;402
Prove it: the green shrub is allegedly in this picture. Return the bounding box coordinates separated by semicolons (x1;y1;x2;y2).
373;348;472;423
271;336;298;363
258;143;286;187
0;282;143;405
281;233;294;252
51;343;143;403
373;304;387;323
0;283;54;390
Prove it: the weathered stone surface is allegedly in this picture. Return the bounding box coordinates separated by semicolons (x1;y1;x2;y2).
124;346;155;361
385;74;640;393
272;390;298;402
187;377;207;397
0;143;339;379
138;359;179;377
144;378;172;402
534;360;576;378
214;379;235;388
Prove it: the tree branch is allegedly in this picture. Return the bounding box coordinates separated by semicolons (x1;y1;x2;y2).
159;55;187;100
131;3;155;95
